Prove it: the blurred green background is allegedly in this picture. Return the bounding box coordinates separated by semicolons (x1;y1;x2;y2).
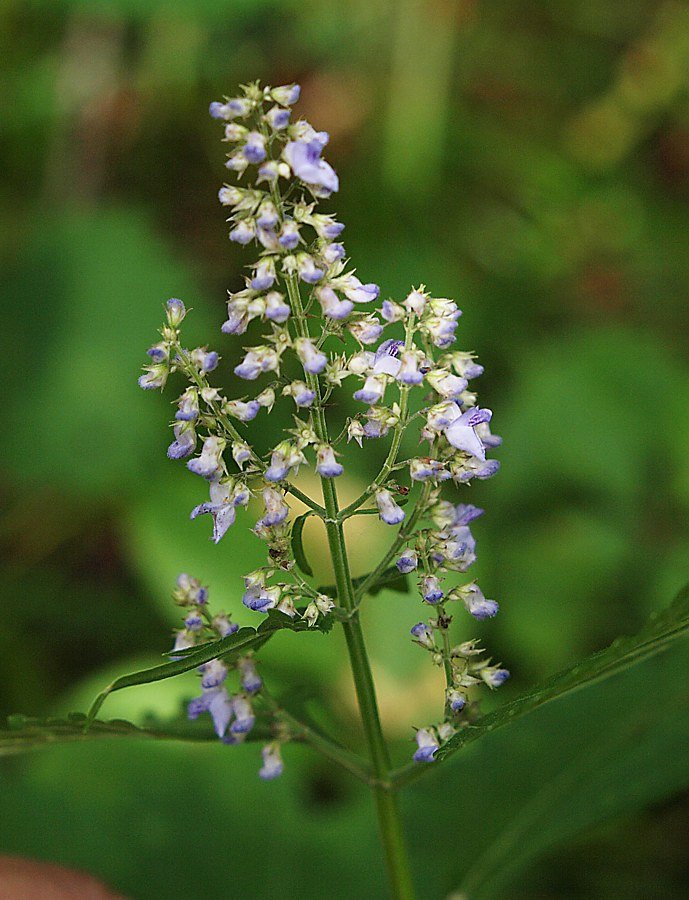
2;0;689;897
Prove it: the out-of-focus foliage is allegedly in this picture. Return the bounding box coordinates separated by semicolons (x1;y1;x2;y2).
2;0;689;897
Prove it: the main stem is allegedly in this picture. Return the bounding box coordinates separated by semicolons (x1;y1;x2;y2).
284;271;416;900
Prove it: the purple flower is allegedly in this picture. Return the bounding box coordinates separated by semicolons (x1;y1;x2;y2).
482;667;510;689
413;728;439;763
457;583;499;619
397;352;424;385
234;350;263;380
316;286;353;320
265;106;291;130
175;390;199;422
256;200;279;229
259;743;284;780
224;399;261;422
259;487;289;527
322;242;345;263
349;318;384;345
265;291;290;323
421;575;444;604
230;695;255;735
242;586;276;612
410;623;435;650
229;220;255;245
297;255;324;284
200;659;228;690
373;339;404;376
190;480;247;543
242;131;266;164
271;83;301;106
295;338;327;374
283;137;339;193
250;258;276;291
444;407;493;461
341;276;379;305
146;343;168;363
453;503;485;526
353;374;386;404
381;300;404;322
396;549;418;574
278;220;300;249
222;304;249;335
453;458;501;482
409;458;449;482
165;297;187;328
213;613;239;638
238;657;262;693
375;489;405;526
188;686;233;738
316;445;343;478
447;689;466;711
187;436;225;481
286;381;316;408
426;370;468;400
167;424;196;460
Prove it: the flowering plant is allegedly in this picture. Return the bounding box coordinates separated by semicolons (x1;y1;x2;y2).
137;80;506;890
7;80;689;900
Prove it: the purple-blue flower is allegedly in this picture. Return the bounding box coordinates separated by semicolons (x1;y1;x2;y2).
295;338;327;374
316;445;343;478
396;549;418;574
410;622;435;650
190;480;247;543
283;137;339;194
444;406;493;461
259;743;284;780
230;695;255;735
242;131;266;164
167;424;196;460
482;667;510;689
238;657;262;693
413;728;439;763
421;575;444;604
224;399;261;422
187;436;225;481
375;489;405;526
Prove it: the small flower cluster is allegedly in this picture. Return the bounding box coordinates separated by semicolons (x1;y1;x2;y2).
140;81;506;769
171;573;283;779
402;497;509;761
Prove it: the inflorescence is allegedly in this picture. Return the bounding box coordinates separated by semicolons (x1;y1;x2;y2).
140;81;507;776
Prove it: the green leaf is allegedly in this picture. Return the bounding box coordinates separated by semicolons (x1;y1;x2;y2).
433;582;689;764
291;513;314;576
87;611;322;723
0;712;274;756
403;593;689;899
318;566;410;599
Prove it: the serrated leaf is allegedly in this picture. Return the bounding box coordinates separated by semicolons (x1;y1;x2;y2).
87;612;324;724
291;513;314;576
0;713;274;756
397;582;689;783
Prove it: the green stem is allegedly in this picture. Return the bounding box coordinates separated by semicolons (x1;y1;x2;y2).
282;269;416;900
261;692;373;784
